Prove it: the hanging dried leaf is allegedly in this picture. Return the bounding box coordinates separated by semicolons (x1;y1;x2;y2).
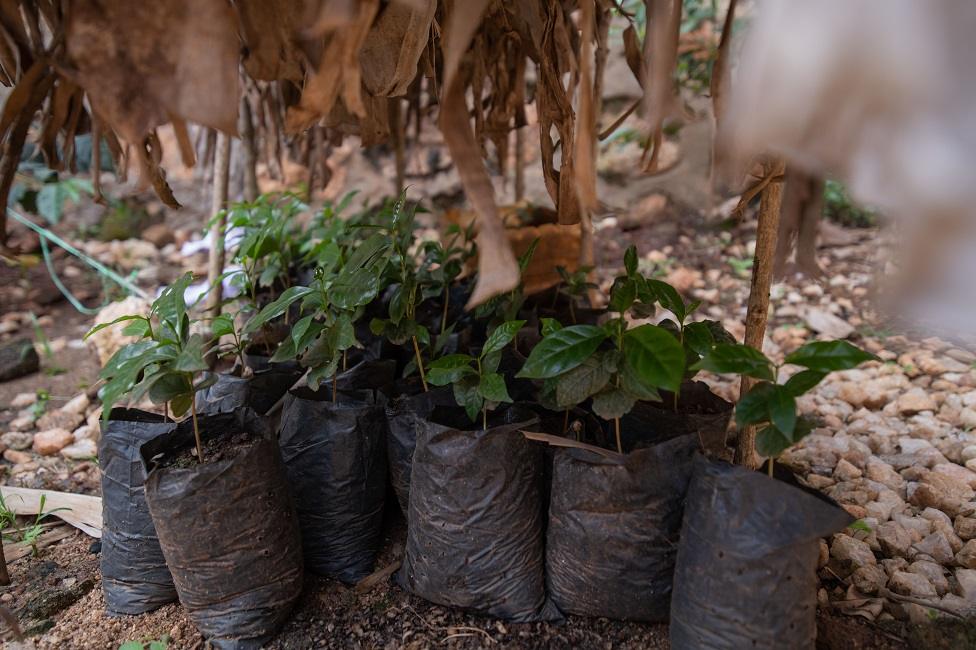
574;0;597;213
62;0;240;144
360;0;435;97
235;0;311;84
287;0;379;132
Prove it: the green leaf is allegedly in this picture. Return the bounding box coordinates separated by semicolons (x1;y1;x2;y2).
148;372;192;406
756;425;793;458
591;387;637;420
784;340;877;372
482;320;525;356
682;321;715;356
620;360;662;401
622;324;685;392
426;354;475;385
331;268;380;310
555;356;612;408
478;372;512;403
768;384;797;436
85;314;146;341
609;276;637;313
119;642;144;650
453;376;483;422
243;286;313;334
540;318;562;337
784;369;828;396
646;279;686;323
211;313;235;338
624;245;638;276
517;325;607;379
517;238;540;272
169;392;193;418
693;343;775;381
735;382;774;428
482;349;502;374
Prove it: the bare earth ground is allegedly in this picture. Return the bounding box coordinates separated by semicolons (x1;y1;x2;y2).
2;120;976;647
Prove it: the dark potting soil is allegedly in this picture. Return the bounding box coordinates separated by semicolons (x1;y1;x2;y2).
157;428;263;469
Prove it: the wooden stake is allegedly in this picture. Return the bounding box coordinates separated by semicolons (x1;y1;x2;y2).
0;538;9;585
239;96;259;202
205;132;231;320
735;158;786;468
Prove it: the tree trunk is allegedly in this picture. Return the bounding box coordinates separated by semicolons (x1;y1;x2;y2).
239;96;259;202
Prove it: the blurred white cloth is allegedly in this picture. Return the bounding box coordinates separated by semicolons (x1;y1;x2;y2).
725;0;976;337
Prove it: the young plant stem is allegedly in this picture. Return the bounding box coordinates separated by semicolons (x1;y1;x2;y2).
482;407;487;431
189;398;204;463
332;369;338;403
614;417;622;454
412;335;429;392
343;349;348;372
768;457;775;478
163;402;169;423
569;300;576;325
563;409;569;435
441;286;450;334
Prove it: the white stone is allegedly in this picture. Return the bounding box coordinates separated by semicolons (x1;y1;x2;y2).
60;393;90;416
59;438;97;461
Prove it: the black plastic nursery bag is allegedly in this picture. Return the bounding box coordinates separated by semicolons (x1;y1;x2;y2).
385;385;455;516
278;381;389;583
398;405;560;622
669;455;853;650
99;408;178;615
546;431;698;622
141;409;303;650
195;360;302;416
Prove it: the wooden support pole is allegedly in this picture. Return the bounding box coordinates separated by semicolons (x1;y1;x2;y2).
239;96;259;202
206;132;231;319
0;538;9;585
735;158;786;468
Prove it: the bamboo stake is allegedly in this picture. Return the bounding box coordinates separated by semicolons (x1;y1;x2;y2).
0;538;9;585
735;158;786;468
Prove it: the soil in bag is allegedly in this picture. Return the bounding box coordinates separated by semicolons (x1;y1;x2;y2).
99;408;177;615
398;405;560;622
669;454;853;650
278;363;392;583
545;414;698;622
141;409;303;650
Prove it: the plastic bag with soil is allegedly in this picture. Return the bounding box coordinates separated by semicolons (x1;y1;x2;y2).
605;381;733;455
99;408;178;615
386;385;456;516
669;454;853;650
278;379;389;583
397;405;560;622
195;361;303;416
141;409;303;649
545;426;698;622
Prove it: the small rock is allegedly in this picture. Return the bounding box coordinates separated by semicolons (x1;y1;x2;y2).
956;540;976;569
909;560;949;595
32;429;74;455
955;568;976;602
60;393;90;416
0;337;40;381
0;432;32;450
851;564;888;595
865;457;905;492
955;516;976;541
8;415;33;432
897;388;937;415
834;458;863;482
3;449;31;464
831;534;877;573
141;223;175;248
59;438;96;461
914;531;955;565
87;297;152;366
933;463;976;490
9;392;36;408
805;307;855;339
889;571;938;598
877;521;913;557
893;514;932;542
921;507;953;528
882;557;909;576
36;410;84;434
